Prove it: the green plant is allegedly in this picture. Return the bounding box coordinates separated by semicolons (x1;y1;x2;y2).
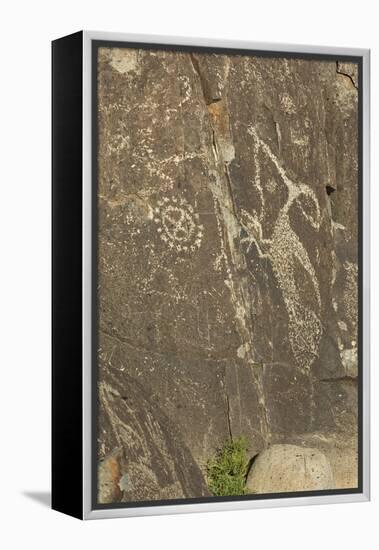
206;437;249;496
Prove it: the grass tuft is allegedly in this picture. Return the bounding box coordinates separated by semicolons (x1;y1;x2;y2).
206;437;249;496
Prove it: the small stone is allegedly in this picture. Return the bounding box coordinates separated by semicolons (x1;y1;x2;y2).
246;444;335;494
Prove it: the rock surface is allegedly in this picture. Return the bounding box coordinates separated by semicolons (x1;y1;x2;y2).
96;46;359;502
246;444;334;493
97;369;209;503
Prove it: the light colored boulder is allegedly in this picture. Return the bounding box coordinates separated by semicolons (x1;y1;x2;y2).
246;444;335;494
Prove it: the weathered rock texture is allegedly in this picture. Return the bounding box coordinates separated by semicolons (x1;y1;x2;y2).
96;46;359;503
98;370;209;501
246;444;334;493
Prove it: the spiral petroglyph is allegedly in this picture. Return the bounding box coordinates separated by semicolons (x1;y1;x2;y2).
153;196;204;252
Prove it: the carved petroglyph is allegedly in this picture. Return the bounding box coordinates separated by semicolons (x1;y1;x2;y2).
178;75;192;106
241;127;322;370
338;261;358;376
104;47;140;76
280;93;296;114
343;262;358;332
153;197;204;252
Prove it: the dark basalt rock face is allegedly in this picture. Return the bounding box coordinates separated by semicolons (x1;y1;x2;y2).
96;47;359;502
98;370;209;502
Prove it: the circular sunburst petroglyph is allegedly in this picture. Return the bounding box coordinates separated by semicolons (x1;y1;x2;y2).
153;197;204;252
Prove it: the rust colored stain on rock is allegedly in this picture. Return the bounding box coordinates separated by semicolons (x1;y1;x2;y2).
98;450;122;504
